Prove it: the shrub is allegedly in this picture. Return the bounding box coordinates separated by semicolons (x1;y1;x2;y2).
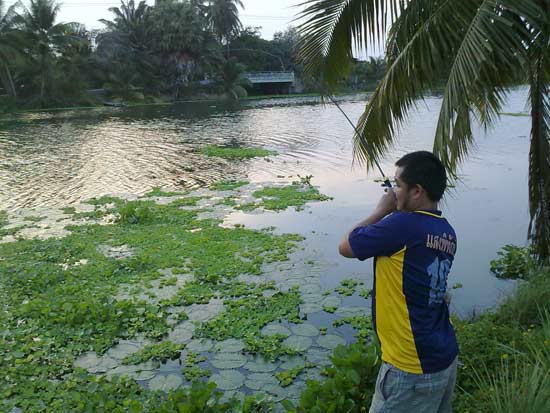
283;342;380;412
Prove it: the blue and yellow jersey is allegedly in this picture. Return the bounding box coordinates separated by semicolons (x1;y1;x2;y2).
348;210;458;374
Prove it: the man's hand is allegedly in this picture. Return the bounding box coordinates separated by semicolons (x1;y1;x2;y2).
374;189;397;217
338;189;397;258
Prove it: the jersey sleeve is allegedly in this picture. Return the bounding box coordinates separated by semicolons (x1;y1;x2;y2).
348;212;411;261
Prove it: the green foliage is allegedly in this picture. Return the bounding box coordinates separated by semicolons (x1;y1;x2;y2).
210;180;249;191
202;145;277;159
195;291;302;353
283;342;381;412
117;201;156;225
323;306;336;313
490;244;537;279
145;187;185;197
276;363;312;387
238;184;332;212
0;209;7;226
243;333;297;361
358;288;372;299
0;193;306;411
23;215;46;222
333;315;373;342
122;341;184;365
495;271;550;327
183;365;211;381
335;278;363;296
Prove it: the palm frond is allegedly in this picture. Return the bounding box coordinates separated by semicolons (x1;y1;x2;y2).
296;0;400;90
350;0;465;168
432;0;535;173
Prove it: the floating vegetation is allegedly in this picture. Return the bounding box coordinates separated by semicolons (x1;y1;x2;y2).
335;278;363;296
452;283;463;289
23;215;46;222
333;315;373;341
323;306;337;313
144;187;186;197
359;288;372;299
210;180;249;191
0;188;313;410
237;184;332;212
275;363;312;387
182;365;211;381
202;146;277;159
123;341;184;365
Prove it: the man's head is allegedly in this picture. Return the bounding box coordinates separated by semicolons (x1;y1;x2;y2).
394;151;447;212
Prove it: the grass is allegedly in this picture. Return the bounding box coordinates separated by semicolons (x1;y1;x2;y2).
202;145;277;159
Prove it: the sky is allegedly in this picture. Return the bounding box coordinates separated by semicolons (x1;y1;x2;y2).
5;0;304;40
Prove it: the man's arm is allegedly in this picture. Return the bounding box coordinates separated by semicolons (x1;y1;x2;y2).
338;190;397;258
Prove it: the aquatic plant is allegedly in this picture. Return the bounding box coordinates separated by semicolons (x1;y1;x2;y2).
202;146;277;159
335;278;363;296
123;341;184;365
490;244;537;279
210;180;249;191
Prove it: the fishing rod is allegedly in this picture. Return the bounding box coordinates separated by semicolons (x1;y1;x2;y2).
324;92;393;189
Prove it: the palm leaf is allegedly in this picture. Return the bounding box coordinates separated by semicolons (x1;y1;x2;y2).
296;0;400;90
351;0;466;168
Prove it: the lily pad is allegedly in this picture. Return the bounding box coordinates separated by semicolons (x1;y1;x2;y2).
317;334;346;349
299;284;322;294
214;338;244;353
149;374;183;392
167;324;194;344
244;356;280;373
280;355;307;370
106;342;141;361
300;303;323;314
290;324;319;337
305;348;332;365
321;295;341;308
74;352;102;370
186;338;214;353
211;353;248;369
245;373;279;390
282;335;312;352
89;356;118;373
210;370;245;390
260;324;291;337
300;293;323;304
335;306;366;317
262;383;287;402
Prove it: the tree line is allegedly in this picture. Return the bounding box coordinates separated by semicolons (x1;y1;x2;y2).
0;0;385;110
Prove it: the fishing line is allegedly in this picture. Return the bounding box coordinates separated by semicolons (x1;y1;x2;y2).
323;92;392;189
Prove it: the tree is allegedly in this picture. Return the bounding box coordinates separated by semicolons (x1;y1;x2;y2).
149;0;219;97
206;0;244;55
0;0;19;97
14;0;78;103
96;0;153;96
297;0;550;260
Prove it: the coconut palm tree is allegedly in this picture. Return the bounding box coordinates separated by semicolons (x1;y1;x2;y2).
0;0;20;97
297;0;550;260
206;0;244;55
13;0;78;102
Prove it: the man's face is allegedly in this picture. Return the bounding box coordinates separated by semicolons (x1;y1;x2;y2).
394;166;415;212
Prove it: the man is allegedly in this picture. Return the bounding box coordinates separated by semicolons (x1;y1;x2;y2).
338;151;458;413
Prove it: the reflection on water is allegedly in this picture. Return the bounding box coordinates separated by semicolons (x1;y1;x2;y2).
0;89;532;314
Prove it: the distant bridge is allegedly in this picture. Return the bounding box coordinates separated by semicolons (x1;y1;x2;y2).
242;71;295;84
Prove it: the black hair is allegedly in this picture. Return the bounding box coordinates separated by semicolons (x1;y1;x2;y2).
395;151;447;202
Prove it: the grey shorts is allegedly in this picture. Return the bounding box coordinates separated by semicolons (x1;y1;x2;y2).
369;357;458;413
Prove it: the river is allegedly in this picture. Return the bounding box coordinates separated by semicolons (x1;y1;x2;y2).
0;88;532;317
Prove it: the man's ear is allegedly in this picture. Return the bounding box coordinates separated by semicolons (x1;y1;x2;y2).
413;184;424;201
